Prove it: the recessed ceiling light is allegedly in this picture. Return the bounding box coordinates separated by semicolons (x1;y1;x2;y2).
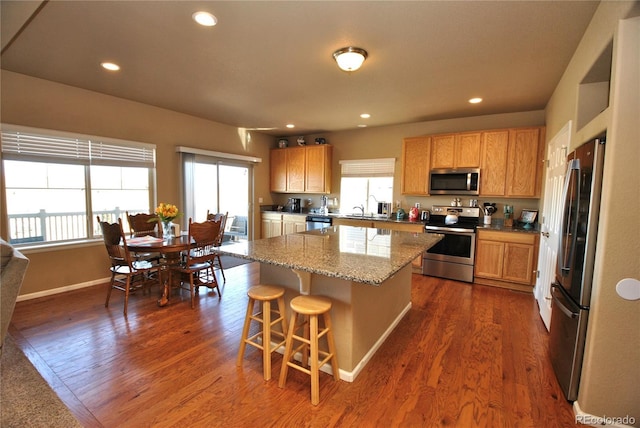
101;62;120;71
286;124;295;129
469;97;483;104
358;124;367;128
192;11;217;27
360;113;371;119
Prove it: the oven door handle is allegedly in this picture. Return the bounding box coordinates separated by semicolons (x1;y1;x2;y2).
425;227;476;235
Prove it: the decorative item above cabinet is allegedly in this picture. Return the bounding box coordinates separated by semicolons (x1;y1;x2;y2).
270;144;332;194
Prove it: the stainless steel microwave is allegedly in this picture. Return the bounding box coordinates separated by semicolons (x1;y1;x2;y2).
429;168;480;195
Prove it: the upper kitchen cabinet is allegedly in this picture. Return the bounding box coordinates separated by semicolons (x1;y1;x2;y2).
480;127;545;198
430;132;481;169
505;127;545;198
480;130;510;196
401;136;431;195
270;145;332;194
304;144;332;194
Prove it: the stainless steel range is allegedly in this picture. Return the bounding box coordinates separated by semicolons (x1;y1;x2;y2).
422;205;480;283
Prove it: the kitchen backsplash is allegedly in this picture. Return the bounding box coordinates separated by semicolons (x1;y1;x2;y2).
274;194;540;220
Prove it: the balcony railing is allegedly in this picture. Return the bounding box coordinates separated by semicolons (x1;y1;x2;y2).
8;208;144;245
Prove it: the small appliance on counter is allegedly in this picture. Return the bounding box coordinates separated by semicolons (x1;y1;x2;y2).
377;202;392;218
287;198;302;213
319;196;329;215
396;208;406;220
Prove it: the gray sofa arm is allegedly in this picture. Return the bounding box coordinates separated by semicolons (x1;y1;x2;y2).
1;239;30;349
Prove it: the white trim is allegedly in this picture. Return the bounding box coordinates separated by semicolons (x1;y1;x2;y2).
176;146;262;163
271;301;411;383
16;277;110;302
573;400;637;427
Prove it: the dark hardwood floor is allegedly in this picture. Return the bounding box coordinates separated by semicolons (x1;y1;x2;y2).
9;263;578;427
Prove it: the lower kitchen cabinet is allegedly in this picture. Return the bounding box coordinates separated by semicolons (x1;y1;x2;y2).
282;214;306;235
474;229;539;292
261;213;283;239
261;212;307;238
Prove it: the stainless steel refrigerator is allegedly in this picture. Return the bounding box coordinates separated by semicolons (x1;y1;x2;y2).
549;137;605;401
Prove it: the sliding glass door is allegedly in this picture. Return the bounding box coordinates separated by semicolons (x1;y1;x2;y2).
182;154;251;242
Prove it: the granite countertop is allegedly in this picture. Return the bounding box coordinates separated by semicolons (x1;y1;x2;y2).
476;218;541;234
218;225;442;285
262;210;424;226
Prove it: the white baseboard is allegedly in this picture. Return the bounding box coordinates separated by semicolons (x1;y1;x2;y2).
271;302;412;383
573;400;637;427
16;277;110;302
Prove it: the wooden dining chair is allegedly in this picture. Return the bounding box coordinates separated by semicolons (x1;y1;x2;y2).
126;211;161;263
206;210;228;283
171;217;223;308
97;216;160;316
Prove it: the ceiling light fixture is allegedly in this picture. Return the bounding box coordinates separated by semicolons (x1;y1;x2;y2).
360;113;371;119
286;124;295;129
101;62;120;71
192;11;217;27
332;47;368;72
469;97;483;104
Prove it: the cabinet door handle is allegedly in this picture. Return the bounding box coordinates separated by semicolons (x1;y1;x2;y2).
540;231;549;238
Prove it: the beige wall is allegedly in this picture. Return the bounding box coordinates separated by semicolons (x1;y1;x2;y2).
1;70;274;296
545;2;640;424
1;68;546;297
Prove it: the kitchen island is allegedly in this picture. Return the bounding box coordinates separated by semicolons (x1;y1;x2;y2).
219;225;442;381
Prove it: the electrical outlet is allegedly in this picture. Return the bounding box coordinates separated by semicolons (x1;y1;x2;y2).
415;202;420;209
396;200;401;208
258;197;263;203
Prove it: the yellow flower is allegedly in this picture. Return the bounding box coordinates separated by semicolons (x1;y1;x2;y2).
154;203;181;222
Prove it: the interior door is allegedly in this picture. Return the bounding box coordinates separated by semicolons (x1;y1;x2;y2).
535;121;570;330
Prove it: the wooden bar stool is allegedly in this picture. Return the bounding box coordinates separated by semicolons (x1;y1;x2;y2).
278;295;339;405
236;285;288;380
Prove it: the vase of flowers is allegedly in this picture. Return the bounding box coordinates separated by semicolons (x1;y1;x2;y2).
154;203;180;239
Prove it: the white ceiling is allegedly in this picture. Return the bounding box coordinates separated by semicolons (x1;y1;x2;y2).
1;1;599;137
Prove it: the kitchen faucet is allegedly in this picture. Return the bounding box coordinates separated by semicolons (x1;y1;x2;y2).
353;204;365;216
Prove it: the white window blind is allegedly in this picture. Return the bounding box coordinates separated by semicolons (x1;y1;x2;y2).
339;158;395;177
1;125;155;167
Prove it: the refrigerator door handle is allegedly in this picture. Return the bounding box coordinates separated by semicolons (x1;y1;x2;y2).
552;287;578;319
558;159;581;274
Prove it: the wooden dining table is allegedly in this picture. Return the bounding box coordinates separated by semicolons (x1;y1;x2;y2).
126;234;192;306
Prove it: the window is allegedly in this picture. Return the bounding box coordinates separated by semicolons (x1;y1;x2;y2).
179;147;258;242
2;125;156;245
339;158;394;215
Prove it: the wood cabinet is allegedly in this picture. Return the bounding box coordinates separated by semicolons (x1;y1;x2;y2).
474;229;539;292
480;130;510;196
261;213;307;238
261;213;283;239
270;149;288;193
430;132;481;169
401;137;431;195
270;145;332;194
506;127;545;198
305;145;332;193
480;127;544;198
401;126;544;199
282;214;306;235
